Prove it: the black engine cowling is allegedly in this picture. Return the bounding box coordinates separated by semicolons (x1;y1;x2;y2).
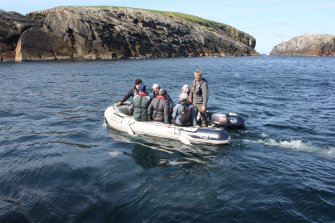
207;112;245;129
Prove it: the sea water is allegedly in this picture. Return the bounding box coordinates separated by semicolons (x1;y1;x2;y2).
0;56;334;222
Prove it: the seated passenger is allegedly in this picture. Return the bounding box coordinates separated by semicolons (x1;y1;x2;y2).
150;83;174;108
116;79;142;106
148;89;170;124
172;93;197;127
132;84;151;121
150;83;160;99
181;84;192;102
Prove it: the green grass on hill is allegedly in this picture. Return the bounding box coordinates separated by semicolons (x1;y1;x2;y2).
53;5;248;41
56;6;230;28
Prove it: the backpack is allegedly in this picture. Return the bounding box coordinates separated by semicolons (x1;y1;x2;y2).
179;105;192;126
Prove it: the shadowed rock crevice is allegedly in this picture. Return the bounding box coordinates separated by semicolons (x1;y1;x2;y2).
15;27;76;61
0;9;40;60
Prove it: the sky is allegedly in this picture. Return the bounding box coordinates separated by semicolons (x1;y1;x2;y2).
1;0;334;54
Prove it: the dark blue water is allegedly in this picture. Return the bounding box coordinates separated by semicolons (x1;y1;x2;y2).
1;57;335;223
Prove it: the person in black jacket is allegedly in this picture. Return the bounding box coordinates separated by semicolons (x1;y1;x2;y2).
116;79;142;106
148;88;170;124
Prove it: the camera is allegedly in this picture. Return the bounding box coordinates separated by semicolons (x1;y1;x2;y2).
195;85;202;96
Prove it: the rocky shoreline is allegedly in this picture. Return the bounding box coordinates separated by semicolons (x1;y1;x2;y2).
270;34;335;56
0;7;259;62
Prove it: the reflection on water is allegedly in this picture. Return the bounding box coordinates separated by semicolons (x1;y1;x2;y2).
131;144;171;168
106;126;234;168
1;57;335;222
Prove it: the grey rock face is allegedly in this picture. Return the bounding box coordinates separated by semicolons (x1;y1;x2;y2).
0;9;39;60
1;7;259;61
270;34;335;56
15;27;76;61
29;7;259;59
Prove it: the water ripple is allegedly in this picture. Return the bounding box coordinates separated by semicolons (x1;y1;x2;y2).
1;57;335;222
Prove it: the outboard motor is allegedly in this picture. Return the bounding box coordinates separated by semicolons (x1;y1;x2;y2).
208;112;245;130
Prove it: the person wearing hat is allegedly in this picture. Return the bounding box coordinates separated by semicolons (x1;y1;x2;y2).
116;79;142;106
132;84;151;121
172;92;197;127
148;88;170;124
191;70;208;127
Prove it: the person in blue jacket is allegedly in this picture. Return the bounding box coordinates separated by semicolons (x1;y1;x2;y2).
172;92;197;127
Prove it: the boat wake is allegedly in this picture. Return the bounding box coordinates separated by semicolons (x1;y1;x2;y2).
244;133;335;158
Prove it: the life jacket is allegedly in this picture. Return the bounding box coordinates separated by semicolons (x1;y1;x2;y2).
156;95;166;100
192;78;207;96
137;92;147;96
133;92;150;121
152;95;167;121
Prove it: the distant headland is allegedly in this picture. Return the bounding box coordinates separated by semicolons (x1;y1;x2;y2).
0;7;258;62
270;34;335;56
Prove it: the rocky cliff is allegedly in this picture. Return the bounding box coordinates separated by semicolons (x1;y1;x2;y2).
270;34;335;56
0;7;258;61
0;9;40;60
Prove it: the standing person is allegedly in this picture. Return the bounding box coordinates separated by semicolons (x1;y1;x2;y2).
191;70;208;127
132;84;151;121
148;88;170;124
116;79;142;106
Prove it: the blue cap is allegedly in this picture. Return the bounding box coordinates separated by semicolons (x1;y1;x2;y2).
138;84;146;92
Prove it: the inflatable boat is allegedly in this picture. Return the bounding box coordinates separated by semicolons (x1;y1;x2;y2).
104;103;233;145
